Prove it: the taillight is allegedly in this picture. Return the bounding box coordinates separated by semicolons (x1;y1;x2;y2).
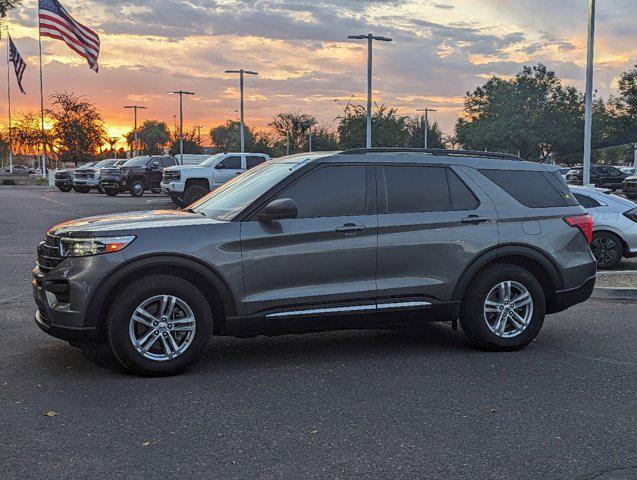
564;214;593;243
623;208;637;223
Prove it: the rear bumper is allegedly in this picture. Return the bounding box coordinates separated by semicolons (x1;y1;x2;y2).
549;275;596;314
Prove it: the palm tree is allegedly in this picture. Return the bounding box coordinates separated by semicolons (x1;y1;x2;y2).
107;136;120;157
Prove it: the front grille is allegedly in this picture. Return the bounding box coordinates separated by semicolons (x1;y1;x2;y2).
163;171;180;182
55;172;69;179
74;172;95;179
37;234;63;274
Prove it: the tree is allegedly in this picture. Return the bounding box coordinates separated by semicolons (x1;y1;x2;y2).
337;104;409;149
209;120;254;153
168;127;201;155
406;116;447;149
307;125;339;152
10;111;53;157
47;91;106;164
269;113;317;154
0;1;21;24
125;120;170;155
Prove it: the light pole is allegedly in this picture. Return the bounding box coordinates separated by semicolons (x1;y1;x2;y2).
301;122;314;152
166;90;195;165
416;108;437;149
225;69;258;153
124;105;147;157
347;34;393;148
583;0;596;186
286;129;290;156
196;125;205;145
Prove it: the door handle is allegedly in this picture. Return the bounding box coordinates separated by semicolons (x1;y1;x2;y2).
235;172;242;175
461;215;489;225
336;223;366;234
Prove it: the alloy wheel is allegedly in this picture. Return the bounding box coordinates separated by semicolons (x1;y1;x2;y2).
483;281;534;338
590;235;620;268
128;295;196;361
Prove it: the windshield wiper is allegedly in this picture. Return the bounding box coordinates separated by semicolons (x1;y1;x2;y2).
182;207;206;216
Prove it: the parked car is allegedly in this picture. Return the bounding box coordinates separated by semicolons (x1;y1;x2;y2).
558;166;571;181
619;166;635;176
71;159;126;193
99;155;177;197
162;152;270;207
3;164;35;174
623;175;637;200
55;162;96;192
570;186;637;269
565;165;627;190
33;148;596;376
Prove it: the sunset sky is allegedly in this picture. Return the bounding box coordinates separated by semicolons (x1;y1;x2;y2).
2;0;636;146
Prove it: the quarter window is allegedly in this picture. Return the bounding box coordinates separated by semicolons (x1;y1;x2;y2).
274;165;368;218
480;169;572;208
573;193;601;209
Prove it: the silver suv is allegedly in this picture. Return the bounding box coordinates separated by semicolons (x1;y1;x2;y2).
33;149;597;376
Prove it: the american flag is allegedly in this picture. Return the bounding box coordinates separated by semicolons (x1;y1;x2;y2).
8;35;26;94
38;0;100;72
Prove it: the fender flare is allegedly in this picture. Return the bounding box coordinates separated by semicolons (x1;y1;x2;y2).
452;244;563;301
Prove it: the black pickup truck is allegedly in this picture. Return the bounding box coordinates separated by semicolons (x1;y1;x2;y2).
99;155;177;197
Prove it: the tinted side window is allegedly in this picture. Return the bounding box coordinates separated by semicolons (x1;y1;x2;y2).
276;165;367;218
608;167;622;176
218;156;241;169
247;156;266;169
381;165;449;213
573;193;601;209
162;157;176;167
447;169;479;210
479;169;569;208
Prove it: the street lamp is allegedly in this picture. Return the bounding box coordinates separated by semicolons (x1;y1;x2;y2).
347;33;393;148
195;125;205;145
124;105;147;157
583;0;596;186
416;108;437;149
225;69;258;153
166;90;195;165
301;122;315;152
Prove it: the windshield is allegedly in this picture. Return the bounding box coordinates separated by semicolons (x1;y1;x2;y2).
122;156;151;167
93;159;116;169
190;162;297;221
198;154;225;167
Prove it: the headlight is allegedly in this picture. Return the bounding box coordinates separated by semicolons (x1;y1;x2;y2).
59;236;136;257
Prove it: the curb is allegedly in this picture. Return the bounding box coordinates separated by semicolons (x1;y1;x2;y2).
591;287;637;301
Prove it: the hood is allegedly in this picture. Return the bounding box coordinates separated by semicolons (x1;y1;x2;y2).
55;168;76;173
164;165;210;173
48;209;223;236
625;175;637;182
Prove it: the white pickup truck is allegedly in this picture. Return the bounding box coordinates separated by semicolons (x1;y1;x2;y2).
161;152;270;207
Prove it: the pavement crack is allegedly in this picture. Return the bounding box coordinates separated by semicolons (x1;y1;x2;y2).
578;465;637;479
0;292;30;303
532;342;635;367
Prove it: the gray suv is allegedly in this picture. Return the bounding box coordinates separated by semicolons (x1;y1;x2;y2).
33;149;597;376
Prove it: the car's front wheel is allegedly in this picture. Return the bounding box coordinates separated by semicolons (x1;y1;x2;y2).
107;275;213;376
182;184;209;207
58;186;72;192
104;188;118;196
73;186;90;193
591;231;624;269
459;264;545;351
130;180;145;197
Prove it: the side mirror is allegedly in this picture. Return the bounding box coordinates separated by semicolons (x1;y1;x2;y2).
150;161;160;169
257;198;298;222
216;162;225;169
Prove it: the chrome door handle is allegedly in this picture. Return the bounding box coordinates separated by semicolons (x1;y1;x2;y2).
461;215;489;224
336;223;366;234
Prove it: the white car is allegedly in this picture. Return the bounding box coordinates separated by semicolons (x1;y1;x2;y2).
570;186;637;269
161;152;270;206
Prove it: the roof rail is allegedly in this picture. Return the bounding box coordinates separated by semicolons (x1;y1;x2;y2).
339;147;523;161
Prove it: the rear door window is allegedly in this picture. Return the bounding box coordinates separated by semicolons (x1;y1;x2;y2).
479;169;576;208
380;165;449;213
246;156;266;169
218;156;242;169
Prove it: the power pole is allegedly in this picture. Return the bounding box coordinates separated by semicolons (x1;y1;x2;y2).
225;69;258;153
583;0;596;186
416;108;437;149
166;90;195;164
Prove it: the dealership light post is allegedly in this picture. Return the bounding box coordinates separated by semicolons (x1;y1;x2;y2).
166;90;195;165
416;108;437;149
347;34;393;148
583;0;596;186
196;125;205;145
225;69;258;153
124;105;147;157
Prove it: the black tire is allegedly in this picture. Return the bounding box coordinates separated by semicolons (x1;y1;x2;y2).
459;264;545;351
591;231;624;269
107;274;213;376
182;184;209;206
169;194;182;207
130;180;145;197
627;194;637;200
58;186;72;192
97;185;104;194
105;188;119;197
73;186;90;193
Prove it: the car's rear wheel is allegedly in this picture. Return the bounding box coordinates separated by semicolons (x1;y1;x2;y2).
130;180;145;197
182;184;209;206
590;231;624;269
104;188;118;196
107;275;213;376
459;264;545;351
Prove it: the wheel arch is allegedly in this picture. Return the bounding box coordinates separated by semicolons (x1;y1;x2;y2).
86;254;238;340
184;177;211;191
453;244;563;313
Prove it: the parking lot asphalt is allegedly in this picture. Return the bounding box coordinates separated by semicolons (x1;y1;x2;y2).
1;186;636;480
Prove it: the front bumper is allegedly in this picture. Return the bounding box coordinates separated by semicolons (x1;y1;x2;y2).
622;183;637;196
161;180;185;194
99;178;124;190
72;177;99;187
54;178;72;187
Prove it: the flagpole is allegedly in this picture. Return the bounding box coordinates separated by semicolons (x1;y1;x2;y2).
6;32;13;173
37;5;47;178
